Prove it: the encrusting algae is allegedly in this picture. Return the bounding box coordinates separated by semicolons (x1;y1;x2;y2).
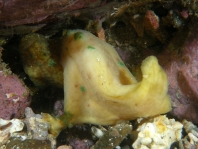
43;29;171;136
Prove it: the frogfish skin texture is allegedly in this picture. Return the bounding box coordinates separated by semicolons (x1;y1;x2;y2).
61;30;171;125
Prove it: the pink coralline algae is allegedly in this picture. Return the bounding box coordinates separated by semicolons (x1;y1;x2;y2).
0;48;30;119
144;10;159;30
180;9;189;19
158;22;198;124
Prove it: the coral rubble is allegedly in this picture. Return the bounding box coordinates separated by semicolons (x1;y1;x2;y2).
0;107;56;148
181;119;198;149
24;107;51;140
132;115;183;149
0;118;24;146
91;122;132;149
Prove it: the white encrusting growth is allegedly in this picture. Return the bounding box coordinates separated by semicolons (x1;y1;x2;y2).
132;115;183;149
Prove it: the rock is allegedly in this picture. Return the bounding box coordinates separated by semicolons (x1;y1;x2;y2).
24;107;51;140
91;122;132;149
0;107;57;148
0;0;103;26
132;115;183;149
181;119;198;149
0;47;30;119
0;118;24;146
6;139;51;149
53;100;64;117
158;21;198;124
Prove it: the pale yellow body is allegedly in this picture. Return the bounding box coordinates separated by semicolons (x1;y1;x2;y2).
61;30;171;125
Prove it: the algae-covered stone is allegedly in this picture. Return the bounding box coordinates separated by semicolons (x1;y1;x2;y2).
91;122;132;149
6;139;51;149
19;33;63;87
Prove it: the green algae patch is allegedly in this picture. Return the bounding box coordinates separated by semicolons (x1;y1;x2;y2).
74;32;84;40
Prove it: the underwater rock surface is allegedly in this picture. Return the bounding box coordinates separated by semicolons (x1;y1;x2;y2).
91;122;132;149
0;71;30;119
0;0;103;26
0;47;30;120
6;139;51;149
158;22;198;124
0;118;24;146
